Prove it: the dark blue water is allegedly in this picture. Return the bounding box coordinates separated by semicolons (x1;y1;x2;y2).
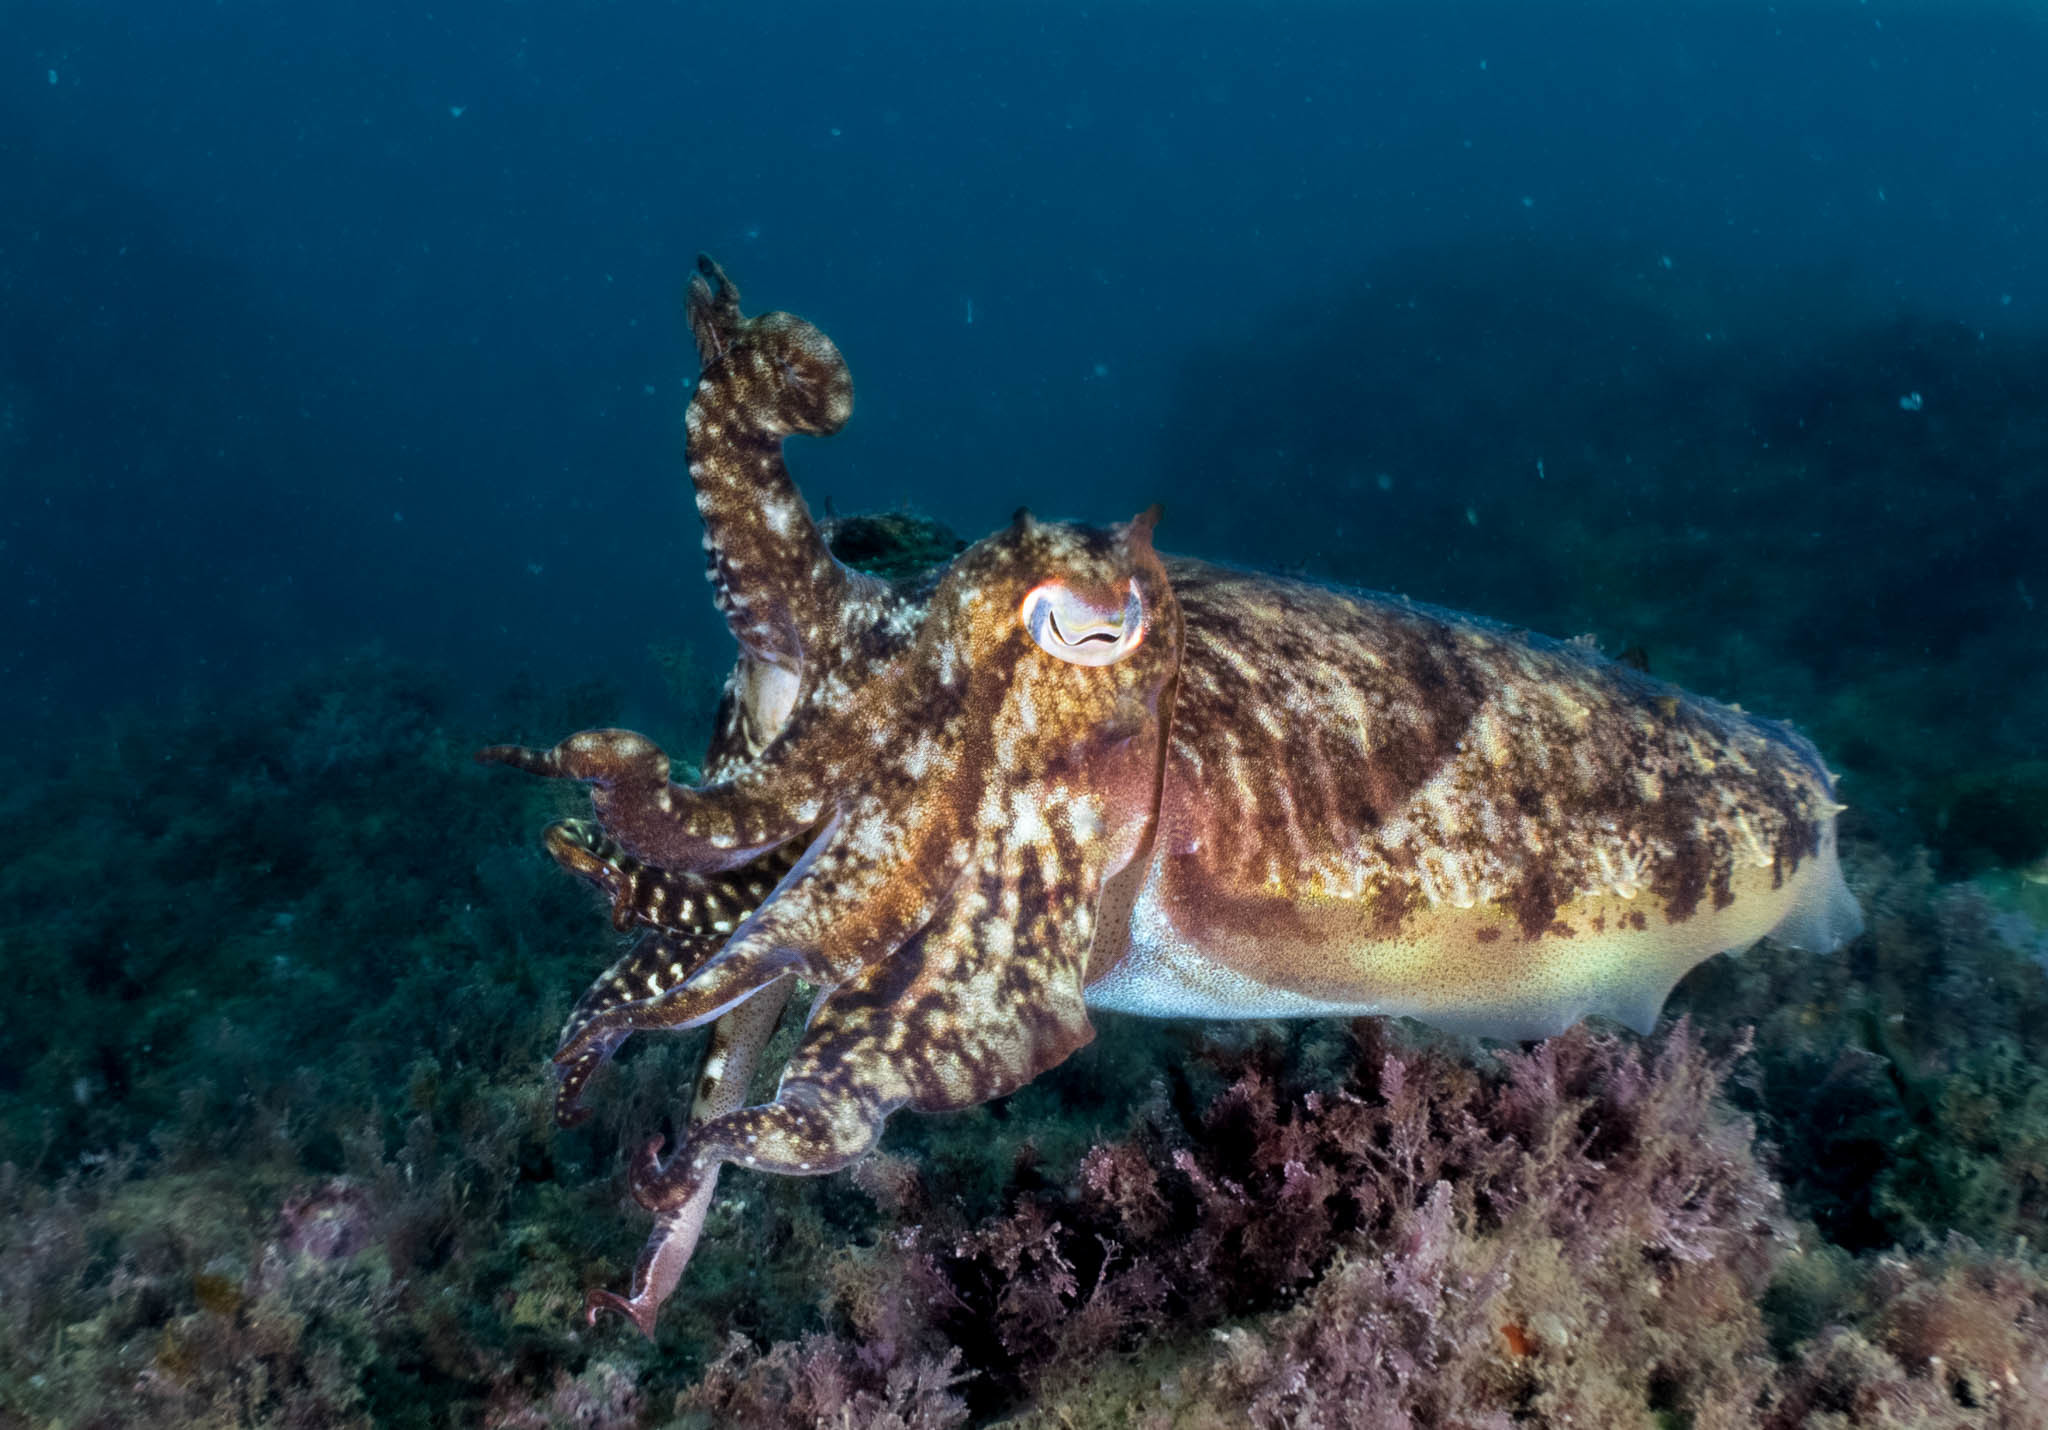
4;0;2044;728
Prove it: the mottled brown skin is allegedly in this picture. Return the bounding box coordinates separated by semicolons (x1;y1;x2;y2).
1091;566;1856;1040
481;257;1860;1336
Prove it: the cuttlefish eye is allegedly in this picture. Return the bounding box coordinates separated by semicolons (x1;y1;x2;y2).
1019;579;1146;667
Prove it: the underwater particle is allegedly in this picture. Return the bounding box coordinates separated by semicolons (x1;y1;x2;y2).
449;105;466;117
1898;391;1924;412
1466;504;1479;525
1376;472;1393;491
393;510;404;522
1092;361;1110;378
47;69;58;84
2002;293;2014;306
1660;254;1674;269
1521;195;1535;208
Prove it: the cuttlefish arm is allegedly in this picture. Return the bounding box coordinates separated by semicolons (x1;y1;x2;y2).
633;261;934;1333
589;971;794;1336
497;681;978;1061
571;262;863;1333
477;727;838;872
480;258;950;1335
540;818;794;937
578;511;1182;1335
588;856;1105;1336
499;525;1168;1061
683;255;899;682
478;257;918;872
503;269;892;1129
537;820;802;1126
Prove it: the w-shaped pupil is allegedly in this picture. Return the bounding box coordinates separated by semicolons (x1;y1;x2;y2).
1050;609;1119;646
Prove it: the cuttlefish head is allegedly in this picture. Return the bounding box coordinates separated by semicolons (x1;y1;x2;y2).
931;505;1178;780
820;504;1184;921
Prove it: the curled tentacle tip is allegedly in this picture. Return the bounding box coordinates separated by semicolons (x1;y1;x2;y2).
584;1288;659;1340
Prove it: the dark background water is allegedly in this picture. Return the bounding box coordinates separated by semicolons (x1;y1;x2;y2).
4;0;2045;734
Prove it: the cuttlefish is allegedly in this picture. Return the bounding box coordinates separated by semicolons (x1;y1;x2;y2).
482;257;1863;1336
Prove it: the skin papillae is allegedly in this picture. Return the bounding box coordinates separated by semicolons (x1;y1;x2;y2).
480;256;1864;1338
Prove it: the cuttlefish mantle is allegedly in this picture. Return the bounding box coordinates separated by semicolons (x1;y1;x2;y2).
480;255;1862;1336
